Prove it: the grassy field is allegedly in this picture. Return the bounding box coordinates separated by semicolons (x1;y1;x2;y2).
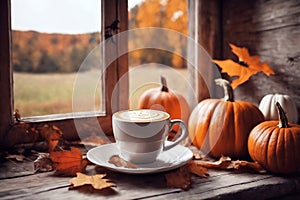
14;66;188;117
14;71;102;117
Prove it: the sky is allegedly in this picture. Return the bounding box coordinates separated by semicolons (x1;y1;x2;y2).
11;0;144;34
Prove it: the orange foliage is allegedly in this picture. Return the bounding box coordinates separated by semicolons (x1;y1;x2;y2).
12;31;100;73
129;0;188;68
213;44;275;88
50;148;88;176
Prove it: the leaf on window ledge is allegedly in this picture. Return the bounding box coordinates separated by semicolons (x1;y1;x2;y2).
189;162;209;178
69;172;115;190
165;165;192;190
193;156;266;173
189;145;209;161
213;43;275;89
50;147;88;176
34;153;53;172
39;125;63;152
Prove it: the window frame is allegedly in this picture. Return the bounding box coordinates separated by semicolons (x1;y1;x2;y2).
0;0;128;147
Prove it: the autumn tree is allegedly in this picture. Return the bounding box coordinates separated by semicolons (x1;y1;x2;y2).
129;0;188;68
12;31;100;73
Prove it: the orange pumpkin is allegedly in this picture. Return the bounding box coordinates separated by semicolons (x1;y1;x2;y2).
137;76;190;127
248;102;300;174
188;79;264;158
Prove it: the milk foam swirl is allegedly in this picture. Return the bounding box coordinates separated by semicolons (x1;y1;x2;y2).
115;110;169;122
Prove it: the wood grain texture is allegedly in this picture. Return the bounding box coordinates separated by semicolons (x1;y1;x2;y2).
221;0;300;123
1;159;300;200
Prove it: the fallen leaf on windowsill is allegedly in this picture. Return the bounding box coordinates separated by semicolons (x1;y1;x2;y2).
165;165;192;190
50;147;88;176
34;153;53;172
194;155;267;173
189;162;209;178
165;161;209;190
39;125;63;152
189;145;209;161
108;155;138;169
69;172;115;190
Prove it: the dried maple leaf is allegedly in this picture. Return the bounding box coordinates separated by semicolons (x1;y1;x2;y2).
189;162;209;178
34;153;53;172
50;147;88;176
165;165;192;190
231;160;267;173
189;145;209;161
194;156;266;173
213;43;275;89
108;155;138;169
39;125;63;152
69;172;115;190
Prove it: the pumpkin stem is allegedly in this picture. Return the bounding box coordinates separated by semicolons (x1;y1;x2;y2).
275;101;289;128
215;78;234;102
161;76;169;92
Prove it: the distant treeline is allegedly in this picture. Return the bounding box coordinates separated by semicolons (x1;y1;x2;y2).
12;31;100;73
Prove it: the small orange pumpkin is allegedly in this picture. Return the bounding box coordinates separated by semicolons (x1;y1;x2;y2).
137;76;190;127
188;79;264;158
248;102;300;174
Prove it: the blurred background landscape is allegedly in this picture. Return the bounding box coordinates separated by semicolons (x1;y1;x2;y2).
12;0;188;117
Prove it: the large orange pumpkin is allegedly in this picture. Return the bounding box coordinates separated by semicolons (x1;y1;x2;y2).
188;79;264;158
137;76;190;127
248;102;300;174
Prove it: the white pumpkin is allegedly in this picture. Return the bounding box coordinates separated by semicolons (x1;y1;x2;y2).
259;94;298;123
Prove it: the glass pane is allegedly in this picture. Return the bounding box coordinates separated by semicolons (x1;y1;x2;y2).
11;0;103;117
128;0;189;109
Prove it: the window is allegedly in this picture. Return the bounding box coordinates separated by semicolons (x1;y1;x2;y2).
0;0;128;146
0;0;222;147
11;0;103;117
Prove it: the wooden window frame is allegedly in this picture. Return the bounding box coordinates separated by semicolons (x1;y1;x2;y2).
0;0;128;147
187;0;222;106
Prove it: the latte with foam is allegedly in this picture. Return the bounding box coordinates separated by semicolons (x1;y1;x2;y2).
113;109;169;122
112;109;187;164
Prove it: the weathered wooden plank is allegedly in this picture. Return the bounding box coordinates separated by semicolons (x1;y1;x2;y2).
2;162;300;200
147;173;300;200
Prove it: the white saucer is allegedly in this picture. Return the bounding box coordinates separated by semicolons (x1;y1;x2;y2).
87;142;193;174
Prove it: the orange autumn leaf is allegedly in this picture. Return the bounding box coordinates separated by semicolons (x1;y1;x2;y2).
50;147;88;176
213;43;275;89
165;162;209;190
69;173;115;190
39;125;63;152
165;165;192;190
189;162;209;178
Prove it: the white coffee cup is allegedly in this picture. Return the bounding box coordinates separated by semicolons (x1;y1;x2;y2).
112;109;188;164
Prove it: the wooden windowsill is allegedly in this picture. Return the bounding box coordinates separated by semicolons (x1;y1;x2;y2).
1;150;300;200
21;111;107;123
